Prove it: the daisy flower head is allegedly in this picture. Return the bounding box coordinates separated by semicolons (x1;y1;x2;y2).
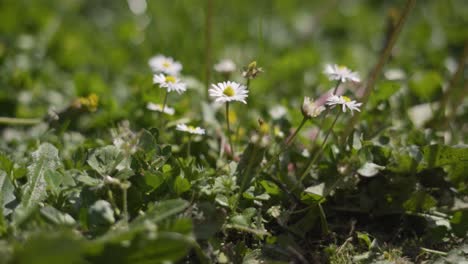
324;64;360;83
302;97;326;118
148;55;182;75
209;81;248;104
326;95;362;114
153;74;187;94
176;124;206;135
146;102;175;115
214;59;236;73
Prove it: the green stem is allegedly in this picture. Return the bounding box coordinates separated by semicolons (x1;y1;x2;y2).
262;117;308;172
225;102;234;156
332;79;342;95
341;0;416;143
122;184;128;223
300;111;341;183
161;90;169;113
318;203;330;235
0;117;41;126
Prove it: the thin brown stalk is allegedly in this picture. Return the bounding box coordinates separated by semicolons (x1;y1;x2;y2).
341;0;416;142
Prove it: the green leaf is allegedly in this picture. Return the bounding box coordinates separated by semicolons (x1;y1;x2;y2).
419;145;468;189
450;210;468;237
403;190;437;212
0;170;16;216
174;175;191;195
409;70;442;100
87;145;124;177
40;206;76;226
96;199;189;244
14;230;86;264
368;81;400;107
20;143;61;210
260;180;280;195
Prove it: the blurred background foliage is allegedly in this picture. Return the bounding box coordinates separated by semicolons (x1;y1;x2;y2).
0;0;466;131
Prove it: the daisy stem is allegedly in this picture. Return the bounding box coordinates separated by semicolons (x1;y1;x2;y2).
332;79;342;95
122;183;129;223
161;90;169;112
262;117;308;172
225;102;234;156
299;111;341;183
0;117;42;125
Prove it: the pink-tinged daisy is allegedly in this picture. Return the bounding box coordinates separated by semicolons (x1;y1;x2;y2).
326;95;362;114
324;64;360;83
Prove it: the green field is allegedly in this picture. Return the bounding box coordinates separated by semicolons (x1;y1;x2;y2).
0;0;467;263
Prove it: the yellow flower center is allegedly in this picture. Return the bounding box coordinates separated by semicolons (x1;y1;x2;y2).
162;61;171;68
188;126;196;130
223;86;235;97
165;76;176;83
338;65;347;70
342;96;351;102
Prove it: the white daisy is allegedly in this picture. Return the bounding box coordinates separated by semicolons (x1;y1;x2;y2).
153;74;187;94
176;124;206;135
324;64;360;83
209;81;248;104
148;55;182;75
269;105;287;120
326;95;362;114
146;102;175;115
214;59;236;73
302;97;326;118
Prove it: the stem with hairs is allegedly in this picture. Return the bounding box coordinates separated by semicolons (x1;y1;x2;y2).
225;102;234;156
262;117;308;172
300;111;341;183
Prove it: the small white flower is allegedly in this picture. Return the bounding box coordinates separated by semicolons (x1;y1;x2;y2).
214;59;236;73
324;64;360;83
153;74;187;94
148;55;182;75
146;102;175;115
176;124;206;135
302;97;326;118
269;105;287;119
209;81;248;104
326;95;362;114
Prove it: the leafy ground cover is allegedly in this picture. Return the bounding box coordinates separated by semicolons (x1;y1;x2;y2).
0;0;467;263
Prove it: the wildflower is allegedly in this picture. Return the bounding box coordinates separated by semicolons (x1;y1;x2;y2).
214;59;236;73
146;102;175;115
301;97;326;118
148;55;182;75
269;105;287;120
176;124;206;135
242;61;263;79
209;81;248;104
153;74;187;94
324;64;360;83
326;95;362;114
